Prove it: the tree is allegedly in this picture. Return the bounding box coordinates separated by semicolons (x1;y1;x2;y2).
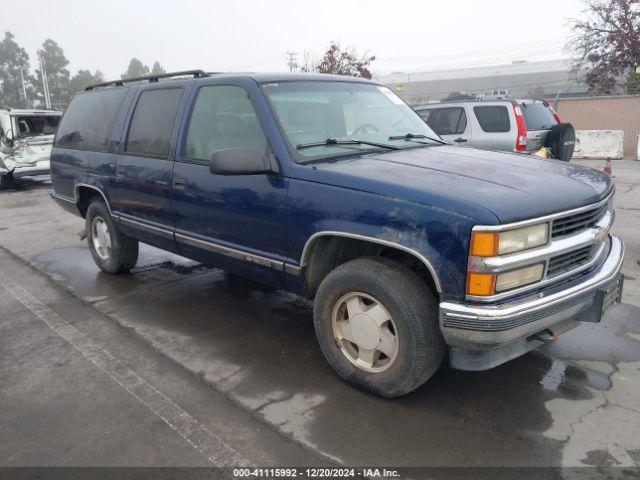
625;67;640;93
122;58;149;79
569;0;640;94
33;39;71;107
0;32;31;108
302;42;375;79
69;69;104;93
150;61;166;76
94;70;105;83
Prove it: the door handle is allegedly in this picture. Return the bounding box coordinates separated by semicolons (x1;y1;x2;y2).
116;166;127;179
173;177;187;189
454;137;468;143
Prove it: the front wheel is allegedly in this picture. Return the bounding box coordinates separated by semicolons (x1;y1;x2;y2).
313;257;445;397
86;200;139;274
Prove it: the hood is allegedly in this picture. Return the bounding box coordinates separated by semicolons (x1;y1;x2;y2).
291;145;612;224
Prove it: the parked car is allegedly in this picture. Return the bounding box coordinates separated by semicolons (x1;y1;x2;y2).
484;89;510;100
51;71;624;397
414;99;576;161
0;108;62;187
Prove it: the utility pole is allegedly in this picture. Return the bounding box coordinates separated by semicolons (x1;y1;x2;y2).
39;51;52;110
286;51;298;72
19;68;28;108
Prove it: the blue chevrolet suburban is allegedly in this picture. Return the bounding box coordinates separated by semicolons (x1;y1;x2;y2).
51;70;624;397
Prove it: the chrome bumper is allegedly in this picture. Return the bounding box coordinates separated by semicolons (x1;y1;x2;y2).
440;235;624;368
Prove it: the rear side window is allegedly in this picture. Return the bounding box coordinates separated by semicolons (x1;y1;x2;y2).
126;88;183;157
55;88;127;151
473;106;510;133
184;85;267;162
423;107;467;135
520;102;557;131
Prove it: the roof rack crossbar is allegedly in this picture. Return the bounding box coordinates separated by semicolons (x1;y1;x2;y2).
85;69;210;90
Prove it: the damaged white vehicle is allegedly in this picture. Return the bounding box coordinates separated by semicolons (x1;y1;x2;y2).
0;108;62;187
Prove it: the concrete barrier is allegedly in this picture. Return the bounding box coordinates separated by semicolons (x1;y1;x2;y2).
573;130;624;159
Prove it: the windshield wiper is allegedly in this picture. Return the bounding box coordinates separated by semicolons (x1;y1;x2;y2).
297;138;399;151
388;133;446;145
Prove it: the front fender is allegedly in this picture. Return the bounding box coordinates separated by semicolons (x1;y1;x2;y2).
288;179;486;301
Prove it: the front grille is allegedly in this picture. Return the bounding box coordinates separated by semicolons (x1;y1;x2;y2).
552;203;607;238
547;245;594;278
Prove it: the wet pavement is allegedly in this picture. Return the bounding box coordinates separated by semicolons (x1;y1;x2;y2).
1;173;640;469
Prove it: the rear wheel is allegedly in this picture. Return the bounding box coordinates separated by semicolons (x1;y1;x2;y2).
86;200;139;274
313;257;445;397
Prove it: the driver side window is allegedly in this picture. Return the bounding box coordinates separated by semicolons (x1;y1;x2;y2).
184;85;267;162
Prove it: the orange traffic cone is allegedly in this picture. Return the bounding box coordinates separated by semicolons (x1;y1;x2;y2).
604;158;612;176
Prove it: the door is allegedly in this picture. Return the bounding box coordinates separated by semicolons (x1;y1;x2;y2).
171;83;288;285
420;106;471;146
471;104;513;151
113;87;184;247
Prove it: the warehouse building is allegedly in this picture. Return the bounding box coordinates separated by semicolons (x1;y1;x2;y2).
376;59;588;105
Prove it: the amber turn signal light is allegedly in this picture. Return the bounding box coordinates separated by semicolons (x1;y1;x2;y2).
470;231;498;257
466;272;496;296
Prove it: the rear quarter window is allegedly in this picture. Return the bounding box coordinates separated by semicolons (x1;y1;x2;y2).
520;102;557;131
55;88;128;151
125;88;183;157
473;105;510;133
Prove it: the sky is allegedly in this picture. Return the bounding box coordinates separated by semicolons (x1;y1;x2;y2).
3;0;586;80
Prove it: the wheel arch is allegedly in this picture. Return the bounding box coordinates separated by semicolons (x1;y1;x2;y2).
74;183;112;218
300;231;442;297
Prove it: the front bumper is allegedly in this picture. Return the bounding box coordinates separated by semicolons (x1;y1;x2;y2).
440;234;624;370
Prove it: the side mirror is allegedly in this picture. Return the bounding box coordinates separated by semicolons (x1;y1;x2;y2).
209;149;277;175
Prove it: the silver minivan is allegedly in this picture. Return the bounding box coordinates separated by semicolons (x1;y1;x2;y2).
414;99;575;161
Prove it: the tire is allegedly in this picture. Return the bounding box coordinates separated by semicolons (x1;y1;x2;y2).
85;199;139;274
0;173;13;189
313;257;445;397
546;123;576;162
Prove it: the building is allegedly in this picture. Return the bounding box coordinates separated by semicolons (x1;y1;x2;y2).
376;59;587;105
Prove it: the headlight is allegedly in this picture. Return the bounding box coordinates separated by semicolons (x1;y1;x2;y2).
495;263;544;292
470;223;548;256
498;224;549;254
606;197;614;216
466;263;545;296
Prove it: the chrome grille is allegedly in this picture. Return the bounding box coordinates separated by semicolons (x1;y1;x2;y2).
552;203;608;238
547;245;594;278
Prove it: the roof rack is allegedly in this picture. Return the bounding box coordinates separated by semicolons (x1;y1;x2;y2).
85;69;210;91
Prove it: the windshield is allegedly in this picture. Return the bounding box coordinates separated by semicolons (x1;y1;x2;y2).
262;81;440;161
13;115;61;138
519;102;557;131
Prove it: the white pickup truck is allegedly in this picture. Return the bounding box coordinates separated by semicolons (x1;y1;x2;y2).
0;108;62;187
